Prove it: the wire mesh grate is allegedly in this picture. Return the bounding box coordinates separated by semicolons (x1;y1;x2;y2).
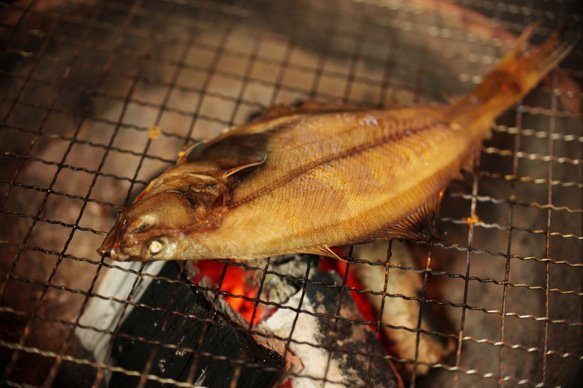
1;0;581;387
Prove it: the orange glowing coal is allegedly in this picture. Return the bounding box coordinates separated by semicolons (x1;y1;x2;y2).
191;255;378;331
191;260;262;324
319;257;377;327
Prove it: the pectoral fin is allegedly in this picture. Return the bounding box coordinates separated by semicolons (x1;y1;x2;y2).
184;133;269;178
222;155;267;178
177;141;206;164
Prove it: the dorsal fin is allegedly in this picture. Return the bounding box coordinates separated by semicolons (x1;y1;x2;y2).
251;100;363;122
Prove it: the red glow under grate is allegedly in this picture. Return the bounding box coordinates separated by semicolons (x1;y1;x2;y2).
191;260;263;324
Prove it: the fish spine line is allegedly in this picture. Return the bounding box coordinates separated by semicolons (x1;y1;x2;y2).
231;115;447;208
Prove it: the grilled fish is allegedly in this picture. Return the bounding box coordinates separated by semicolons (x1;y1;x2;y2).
98;24;574;262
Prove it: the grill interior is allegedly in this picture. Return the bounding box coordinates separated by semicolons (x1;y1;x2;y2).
0;0;581;387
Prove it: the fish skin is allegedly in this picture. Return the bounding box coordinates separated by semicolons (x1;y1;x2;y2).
97;24;574;262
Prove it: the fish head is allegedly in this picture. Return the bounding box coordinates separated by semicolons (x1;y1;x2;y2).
98;182;226;261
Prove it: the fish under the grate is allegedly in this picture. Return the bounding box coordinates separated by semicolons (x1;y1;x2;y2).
97;23;574;262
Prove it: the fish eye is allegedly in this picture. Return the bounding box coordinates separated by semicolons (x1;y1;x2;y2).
148;239;165;256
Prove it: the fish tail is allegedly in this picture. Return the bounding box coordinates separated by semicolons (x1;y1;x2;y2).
450;22;576;130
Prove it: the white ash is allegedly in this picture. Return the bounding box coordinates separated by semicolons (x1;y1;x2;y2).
260;272;402;388
247;254;319;305
76;260;166;384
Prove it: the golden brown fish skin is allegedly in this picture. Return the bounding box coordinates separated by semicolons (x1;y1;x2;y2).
97;24;574;262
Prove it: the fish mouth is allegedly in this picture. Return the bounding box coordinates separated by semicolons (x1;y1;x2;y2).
96;244;111;258
97;223;135;261
97;226;117;256
97;237;131;261
97;245;132;261
97;233;148;261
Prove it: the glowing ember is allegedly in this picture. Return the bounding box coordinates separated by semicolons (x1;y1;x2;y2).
148;126;161;140
191;260;262;324
191;254;380;330
463;214;480;225
319;257;377;327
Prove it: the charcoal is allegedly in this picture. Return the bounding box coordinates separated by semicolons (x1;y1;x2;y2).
109;262;285;388
261;271;403;388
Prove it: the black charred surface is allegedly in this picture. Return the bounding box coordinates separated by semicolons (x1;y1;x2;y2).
257;254;320;305
109;262;283;388
307;272;402;388
188;133;269;172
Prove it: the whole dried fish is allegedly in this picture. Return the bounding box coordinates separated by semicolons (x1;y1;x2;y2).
98;24;573;262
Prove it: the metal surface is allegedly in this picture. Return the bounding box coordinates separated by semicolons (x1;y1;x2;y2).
0;0;581;387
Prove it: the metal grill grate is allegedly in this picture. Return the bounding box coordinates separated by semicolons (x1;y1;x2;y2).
1;0;581;387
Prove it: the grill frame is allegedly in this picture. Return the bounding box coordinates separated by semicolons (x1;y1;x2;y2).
0;0;581;387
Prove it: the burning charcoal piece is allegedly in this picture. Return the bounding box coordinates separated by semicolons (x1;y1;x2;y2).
102;262;289;387
260;271;403;388
351;242;455;377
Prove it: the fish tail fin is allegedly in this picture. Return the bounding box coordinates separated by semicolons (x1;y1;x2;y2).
450;22;575;129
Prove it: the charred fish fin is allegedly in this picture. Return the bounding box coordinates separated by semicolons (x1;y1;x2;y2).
290;100;363;114
406;191;443;240
513;21;541;53
249;103;300;121
222;155;267;178
190;133;269;175
176;140;207;164
370;192;443;242
302;245;348;262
